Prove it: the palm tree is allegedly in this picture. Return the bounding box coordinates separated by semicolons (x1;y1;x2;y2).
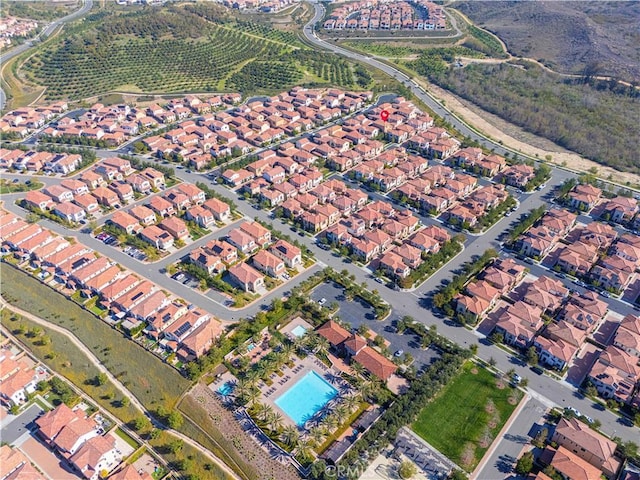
351;362;366;379
343;394;360;413
281;343;295;360
281;425;300;449
296;437;315;463
254;402;273;423
320;413;339;433
333;404;349;424
274;351;288;370
267;411;283;432
360;380;379;404
236;378;250;400
245;387;260;406
308;426;325;447
315;336;330;356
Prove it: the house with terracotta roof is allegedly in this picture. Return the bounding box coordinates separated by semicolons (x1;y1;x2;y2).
109;211;142;235
0;363;38;407
159;216;189;241
600;196;638;224
70;434;120;480
539;446;602;480
587;345;640;406
141;167;165;189
551;417;621;478
92;186;120;208
493;301;544;349
269;239;302;268
569;184;602;212
194;197;226;221
53;202;87;223
24;190;54;211
228;263;264;292
613;314;640;358
179;318;222;360
533;335;578;370
252;249;285;277
379;251;411;279
456;280;501;321
128;205;156;226
44;185;74;203
239;221;271;248
0;445;46;480
502;164;534;188
518;275;568;314
140;225;174;250
36;404;99;455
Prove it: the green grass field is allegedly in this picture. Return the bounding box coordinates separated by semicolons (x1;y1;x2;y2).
412;362;522;470
0;265;189;410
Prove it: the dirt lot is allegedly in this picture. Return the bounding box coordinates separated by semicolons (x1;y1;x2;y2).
421;79;640;187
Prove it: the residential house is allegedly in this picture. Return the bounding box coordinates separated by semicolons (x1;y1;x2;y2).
140;225;174;250
109;211;142;235
53;202;87;223
252;249;286;277
269;239;302;268
551;417;621;478
228;263;264;292
128;205;156;226
588;345;640;406
159;216;189;241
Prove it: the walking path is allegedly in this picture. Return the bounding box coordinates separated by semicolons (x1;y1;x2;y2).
0;296;241;480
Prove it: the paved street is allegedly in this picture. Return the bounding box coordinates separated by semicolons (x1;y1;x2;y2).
475;396;546;480
1;404;42;446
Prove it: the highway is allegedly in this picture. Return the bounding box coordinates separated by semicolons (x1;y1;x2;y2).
0;0;93;111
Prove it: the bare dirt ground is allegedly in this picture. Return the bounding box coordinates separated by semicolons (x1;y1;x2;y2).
420;79;640;187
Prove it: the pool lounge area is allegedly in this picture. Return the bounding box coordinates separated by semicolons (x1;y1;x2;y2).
275;371;338;427
279;316;313;341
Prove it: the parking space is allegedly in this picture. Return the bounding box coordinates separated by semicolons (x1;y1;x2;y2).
311;282;440;370
394;427;456;479
170;271;200;289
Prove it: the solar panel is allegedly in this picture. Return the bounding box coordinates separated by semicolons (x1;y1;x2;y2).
174;322;192;338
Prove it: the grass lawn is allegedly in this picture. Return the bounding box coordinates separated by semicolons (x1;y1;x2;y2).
0;308;141;424
412;362;522;471
0;179;44;194
0;265;189;411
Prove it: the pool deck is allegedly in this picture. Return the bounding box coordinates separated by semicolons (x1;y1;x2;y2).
260;355;353;430
279;316;313;340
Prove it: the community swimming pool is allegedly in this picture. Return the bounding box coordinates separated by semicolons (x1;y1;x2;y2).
291;325;307;338
275;371;338;427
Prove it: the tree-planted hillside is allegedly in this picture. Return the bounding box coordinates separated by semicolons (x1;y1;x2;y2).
412;61;640;174
21;5;370;100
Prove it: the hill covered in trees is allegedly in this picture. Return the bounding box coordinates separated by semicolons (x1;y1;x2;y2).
22;4;371;99
410;57;640;174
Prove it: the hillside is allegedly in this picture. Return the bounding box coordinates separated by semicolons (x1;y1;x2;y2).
453;1;640;82
409;58;640;174
20;4;371;100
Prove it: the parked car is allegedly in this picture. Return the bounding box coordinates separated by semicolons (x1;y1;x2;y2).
394;349;404;358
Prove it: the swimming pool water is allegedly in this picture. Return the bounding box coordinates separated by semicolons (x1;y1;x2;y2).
275;371;338;427
291;325;307;338
247;343;256;352
217;381;234;396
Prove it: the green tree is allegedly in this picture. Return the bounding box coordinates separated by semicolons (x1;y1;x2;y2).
94;373;108;386
399;460;417;479
526;347;539;366
166;411;183;429
515;451;534;475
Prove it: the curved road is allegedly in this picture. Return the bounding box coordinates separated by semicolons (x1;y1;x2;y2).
0;0;93;111
0;296;241;480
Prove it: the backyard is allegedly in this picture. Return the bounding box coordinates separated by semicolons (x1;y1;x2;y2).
412;362;522;471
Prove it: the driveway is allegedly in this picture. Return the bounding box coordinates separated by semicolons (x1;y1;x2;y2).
1;404;42;445
20;435;81;480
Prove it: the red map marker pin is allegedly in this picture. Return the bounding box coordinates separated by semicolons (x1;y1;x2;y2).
380;110;389;122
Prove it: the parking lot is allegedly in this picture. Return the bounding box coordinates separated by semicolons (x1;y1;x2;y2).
95;233;148;261
171;271;201;289
311;282;440;370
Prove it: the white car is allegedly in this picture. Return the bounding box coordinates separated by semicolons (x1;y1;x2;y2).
318;298;326;306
